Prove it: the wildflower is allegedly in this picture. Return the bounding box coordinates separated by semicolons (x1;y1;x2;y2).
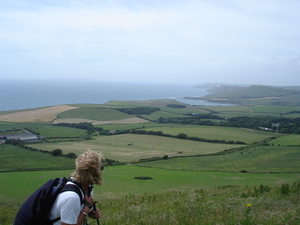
245;203;252;207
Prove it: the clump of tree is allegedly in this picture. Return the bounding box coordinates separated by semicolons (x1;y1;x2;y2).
131;129;165;136
134;176;153;180
65;152;77;158
52;149;77;158
52;149;63;156
53;122;94;130
117;107;160;115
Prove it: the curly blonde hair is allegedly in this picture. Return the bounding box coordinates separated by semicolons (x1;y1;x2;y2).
71;150;103;185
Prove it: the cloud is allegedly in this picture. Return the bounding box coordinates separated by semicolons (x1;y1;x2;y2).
0;0;299;85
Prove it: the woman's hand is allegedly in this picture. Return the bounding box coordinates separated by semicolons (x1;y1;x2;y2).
89;208;101;219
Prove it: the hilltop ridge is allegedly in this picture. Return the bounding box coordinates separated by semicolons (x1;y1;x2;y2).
189;84;300;106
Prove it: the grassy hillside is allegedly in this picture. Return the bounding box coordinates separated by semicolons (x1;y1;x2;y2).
136;145;300;173
1;166;299;203
0;122;87;138
0;101;299;224
198;104;300;118
141;125;276;144
1;168;300;224
210;85;294;98
268;134;300;146
58;108;134;121
0;145;75;172
27;134;244;162
197;85;300;106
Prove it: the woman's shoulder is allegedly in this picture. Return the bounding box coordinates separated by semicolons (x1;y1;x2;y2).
58;182;83;203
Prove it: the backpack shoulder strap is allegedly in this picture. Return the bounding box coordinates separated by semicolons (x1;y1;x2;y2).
60;183;84;204
51;182;85;223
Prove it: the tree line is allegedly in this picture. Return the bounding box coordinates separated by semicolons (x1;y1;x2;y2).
53;122;104;135
157;114;300;134
116;107;160;115
102;129;245;145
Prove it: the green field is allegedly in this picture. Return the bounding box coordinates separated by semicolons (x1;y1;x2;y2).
39;125;87;137
1;166;299;203
27;134;243;162
200;85;300;106
0;145;75;172
137;145;300;173
0;122;86;137
142;125;276;144
58;108;134;121
268;134;300;146
1;100;300;225
95;122;165;131
140;110;190;121
197;105;300;117
249;105;300;114
198;105;253;113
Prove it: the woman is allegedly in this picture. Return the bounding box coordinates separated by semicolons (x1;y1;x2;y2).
50;150;103;225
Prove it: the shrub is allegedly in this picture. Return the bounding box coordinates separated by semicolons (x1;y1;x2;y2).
177;133;188;139
65;152;77;158
134;176;153;180
52;149;62;156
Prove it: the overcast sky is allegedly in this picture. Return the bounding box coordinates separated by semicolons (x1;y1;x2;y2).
0;0;299;86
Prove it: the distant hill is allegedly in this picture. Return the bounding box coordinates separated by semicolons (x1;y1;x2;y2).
189;85;300;106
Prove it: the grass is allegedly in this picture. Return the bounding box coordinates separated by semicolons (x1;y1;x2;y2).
1;102;300;224
1;168;300;225
197;105;300;118
249;105;300;114
0;122;87;137
1;166;299;203
142;125;276;144
2;184;300;225
0;121;50;130
58;108;134;121
38;125;87;137
268;134;300;146
283;113;300;118
136;146;300;173
104;99;181;107
202;85;300;106
0;122;84;135
159;107;205;115
141;111;190;121
215;112;281;118
26;134;244;162
94;183;300;225
198;105;253;113
95;122;165;131
0;145;75;172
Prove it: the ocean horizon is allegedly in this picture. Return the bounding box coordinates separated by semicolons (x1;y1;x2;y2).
1;79;230;111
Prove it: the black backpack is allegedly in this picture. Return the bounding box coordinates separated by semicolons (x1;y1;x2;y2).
14;177;84;225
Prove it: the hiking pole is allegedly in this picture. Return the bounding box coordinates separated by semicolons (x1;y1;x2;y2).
94;201;100;225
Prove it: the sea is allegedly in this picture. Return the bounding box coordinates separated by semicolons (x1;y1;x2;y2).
1;79;231;111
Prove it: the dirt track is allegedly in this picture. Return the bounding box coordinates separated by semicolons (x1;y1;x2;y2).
0;105;78;122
